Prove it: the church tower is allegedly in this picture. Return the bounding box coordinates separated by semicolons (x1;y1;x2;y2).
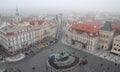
15;8;20;22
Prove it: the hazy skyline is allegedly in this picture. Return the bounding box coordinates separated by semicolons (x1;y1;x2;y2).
0;0;120;12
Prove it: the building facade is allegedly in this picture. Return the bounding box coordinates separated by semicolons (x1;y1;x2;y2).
0;20;57;55
0;25;33;55
98;21;115;50
111;35;120;55
66;22;101;51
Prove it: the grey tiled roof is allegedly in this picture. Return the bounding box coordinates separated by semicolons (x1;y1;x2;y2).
100;21;113;31
0;25;27;33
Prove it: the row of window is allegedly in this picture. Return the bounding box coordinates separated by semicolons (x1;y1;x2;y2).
99;40;108;43
100;34;109;38
113;48;120;51
113;43;120;47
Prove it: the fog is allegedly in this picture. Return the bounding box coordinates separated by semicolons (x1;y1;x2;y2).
0;0;120;12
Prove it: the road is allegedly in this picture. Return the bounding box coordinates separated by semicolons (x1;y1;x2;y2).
0;41;120;72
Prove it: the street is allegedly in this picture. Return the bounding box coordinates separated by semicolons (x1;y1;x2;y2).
0;40;120;72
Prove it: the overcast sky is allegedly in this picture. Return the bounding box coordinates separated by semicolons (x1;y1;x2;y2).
0;0;120;12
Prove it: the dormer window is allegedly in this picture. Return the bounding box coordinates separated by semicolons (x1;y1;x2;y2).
90;33;93;36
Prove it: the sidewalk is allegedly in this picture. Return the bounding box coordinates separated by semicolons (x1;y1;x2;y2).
61;37;120;64
5;53;25;62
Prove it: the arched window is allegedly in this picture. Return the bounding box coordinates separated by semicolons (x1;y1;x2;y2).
118;49;120;51
117;44;119;46
114;44;116;46
114;48;117;50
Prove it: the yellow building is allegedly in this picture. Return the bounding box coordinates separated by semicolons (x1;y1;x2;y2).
98;21;114;50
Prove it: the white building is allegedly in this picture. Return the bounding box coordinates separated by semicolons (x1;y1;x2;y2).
111;35;120;55
98;21;115;50
0;25;33;55
0;20;57;55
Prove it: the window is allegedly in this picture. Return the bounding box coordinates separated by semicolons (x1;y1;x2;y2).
114;44;116;46
8;38;10;41
103;40;104;42
9;43;10;46
118;49;120;51
103;35;104;37
114;48;117;50
102;45;104;48
106;36;108;38
117;44;119;46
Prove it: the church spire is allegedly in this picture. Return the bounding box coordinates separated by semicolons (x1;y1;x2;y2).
15;7;19;21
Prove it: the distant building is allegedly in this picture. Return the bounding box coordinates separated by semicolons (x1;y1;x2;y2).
56;14;63;39
111;24;120;35
111;35;120;55
66;22;102;51
98;21;115;50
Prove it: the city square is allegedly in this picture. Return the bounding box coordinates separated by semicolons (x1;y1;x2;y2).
0;0;120;72
0;38;120;72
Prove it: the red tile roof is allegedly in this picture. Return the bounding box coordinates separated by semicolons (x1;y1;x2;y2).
6;32;14;36
38;20;44;25
29;20;44;26
29;21;35;26
71;22;102;33
83;22;103;28
111;24;120;31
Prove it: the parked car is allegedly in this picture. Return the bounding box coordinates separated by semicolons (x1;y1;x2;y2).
53;38;58;44
48;38;58;45
38;44;48;49
79;59;88;65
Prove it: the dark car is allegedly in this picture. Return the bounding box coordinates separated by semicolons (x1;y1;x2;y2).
48;38;58;45
79;59;88;65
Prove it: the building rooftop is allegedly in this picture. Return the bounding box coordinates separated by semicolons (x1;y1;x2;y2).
111;24;120;31
71;22;102;33
0;25;28;36
100;21;113;31
114;35;120;40
29;20;44;26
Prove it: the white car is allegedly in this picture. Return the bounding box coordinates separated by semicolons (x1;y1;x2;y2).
0;55;3;60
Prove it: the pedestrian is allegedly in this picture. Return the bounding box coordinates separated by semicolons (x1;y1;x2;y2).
107;67;109;70
46;65;48;70
115;63;117;66
72;51;75;54
32;67;35;70
104;55;106;58
100;63;103;66
17;69;21;72
51;49;53;51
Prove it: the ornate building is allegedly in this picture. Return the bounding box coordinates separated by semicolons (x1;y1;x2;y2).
111;35;120;55
0;20;57;55
98;21;115;50
66;22;102;51
0;25;33;55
